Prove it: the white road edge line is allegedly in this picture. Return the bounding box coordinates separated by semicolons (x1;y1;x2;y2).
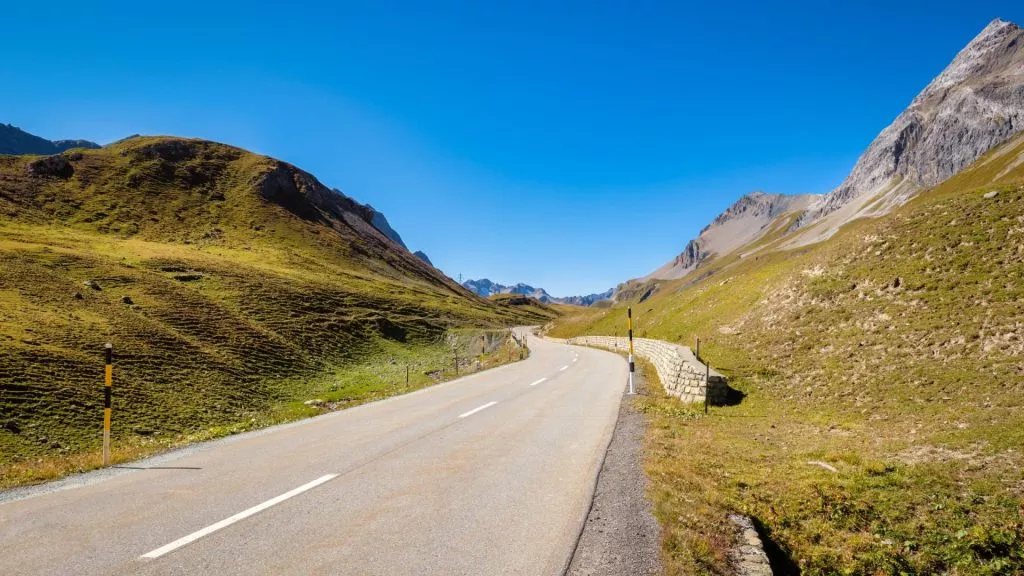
529;377;547;387
458;401;498;419
140;474;339;560
559;365;568;371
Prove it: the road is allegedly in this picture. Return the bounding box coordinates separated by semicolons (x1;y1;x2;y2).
0;331;628;575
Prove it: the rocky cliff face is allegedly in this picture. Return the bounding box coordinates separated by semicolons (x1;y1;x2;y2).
646;19;1024;283
792;18;1024;237
647;192;816;280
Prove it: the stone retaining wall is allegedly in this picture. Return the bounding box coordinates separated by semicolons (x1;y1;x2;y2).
559;335;727;405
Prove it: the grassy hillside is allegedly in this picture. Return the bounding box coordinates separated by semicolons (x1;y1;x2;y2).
0;136;550;487
550;135;1024;574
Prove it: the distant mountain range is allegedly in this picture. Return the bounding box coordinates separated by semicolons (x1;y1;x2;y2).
462;278;612;306
0;123;99;155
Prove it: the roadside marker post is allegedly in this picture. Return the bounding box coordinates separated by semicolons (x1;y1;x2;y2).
627;308;636;395
102;343;112;466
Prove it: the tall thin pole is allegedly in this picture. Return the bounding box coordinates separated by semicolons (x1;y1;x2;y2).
102;343;112;465
627;308;635;395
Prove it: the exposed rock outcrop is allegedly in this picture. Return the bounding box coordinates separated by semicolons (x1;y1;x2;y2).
647;192;816;280
791;18;1024;240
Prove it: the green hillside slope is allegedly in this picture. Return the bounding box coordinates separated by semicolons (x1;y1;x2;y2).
0;136;552;486
550;134;1024;574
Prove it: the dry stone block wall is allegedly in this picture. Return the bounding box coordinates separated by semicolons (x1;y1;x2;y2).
561;335;727;405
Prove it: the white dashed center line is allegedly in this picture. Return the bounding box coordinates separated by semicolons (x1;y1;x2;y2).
559;365;568;371
529;377;547;387
458;401;498;419
141;473;339;559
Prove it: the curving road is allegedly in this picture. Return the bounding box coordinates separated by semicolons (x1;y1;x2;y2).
0;331;628;575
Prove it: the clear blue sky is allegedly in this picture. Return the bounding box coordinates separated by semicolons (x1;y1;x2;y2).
2;1;1021;296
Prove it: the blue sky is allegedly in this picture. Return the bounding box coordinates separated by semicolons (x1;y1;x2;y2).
2;1;1021;296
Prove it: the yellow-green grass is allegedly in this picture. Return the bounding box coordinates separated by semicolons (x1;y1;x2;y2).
0;136;550;488
550;137;1024;573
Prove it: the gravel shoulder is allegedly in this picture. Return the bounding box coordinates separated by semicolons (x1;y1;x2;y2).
566;366;662;576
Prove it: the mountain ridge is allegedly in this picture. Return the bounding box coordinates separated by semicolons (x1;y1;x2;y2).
462;278;612;306
0;123;100;156
645;17;1024;283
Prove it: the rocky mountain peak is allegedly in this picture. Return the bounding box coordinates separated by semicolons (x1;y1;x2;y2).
790;18;1024;237
646;192;816;280
915;18;1021;102
704;191;805;232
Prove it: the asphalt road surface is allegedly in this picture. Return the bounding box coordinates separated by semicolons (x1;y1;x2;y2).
0;330;628;575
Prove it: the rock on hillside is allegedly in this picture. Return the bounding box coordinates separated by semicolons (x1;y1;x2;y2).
462;278;612;306
0;123;100;155
791;18;1024;242
647;192;816;280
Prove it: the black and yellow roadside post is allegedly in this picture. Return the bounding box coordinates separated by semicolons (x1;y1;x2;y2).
627;308;636;395
102;343;112;466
